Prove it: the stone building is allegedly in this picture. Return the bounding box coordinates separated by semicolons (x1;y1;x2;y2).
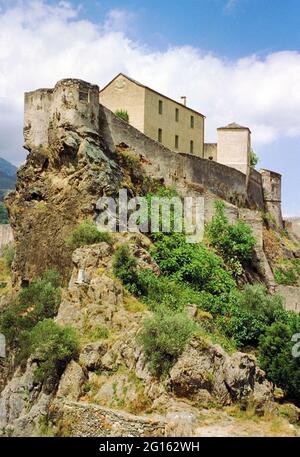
217;123;251;175
23;77;284;232
100;73;205;157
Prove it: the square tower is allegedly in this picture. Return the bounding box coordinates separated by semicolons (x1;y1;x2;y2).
217;122;251;175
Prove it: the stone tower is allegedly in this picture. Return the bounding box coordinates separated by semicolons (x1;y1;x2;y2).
217;122;251;176
260;169;283;228
24;79;100;152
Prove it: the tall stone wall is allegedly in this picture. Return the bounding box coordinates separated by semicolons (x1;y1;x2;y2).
24;79;100;153
24;89;53;151
261;169;283;228
23;79;280;216
100;105;264;209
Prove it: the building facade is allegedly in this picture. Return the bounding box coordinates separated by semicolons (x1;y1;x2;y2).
100;73;205;157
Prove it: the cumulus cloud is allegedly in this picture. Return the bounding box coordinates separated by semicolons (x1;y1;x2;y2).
0;0;300;165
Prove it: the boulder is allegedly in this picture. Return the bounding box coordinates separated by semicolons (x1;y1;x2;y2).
169;337;274;410
56;361;85;402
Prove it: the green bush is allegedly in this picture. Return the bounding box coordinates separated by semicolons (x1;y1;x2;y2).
218;284;286;347
206;201;256;275
19;319;79;383
113;244;140;293
0;269;62;344
250;149;259;168
66;220;113;250
2;243;15;269
259;317;300;403
115;109;129;122
137;310;196;377
151;232;235;295
274;259;300;286
136;269;197;312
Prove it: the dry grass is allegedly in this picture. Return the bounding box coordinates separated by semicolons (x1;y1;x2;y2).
195;405;299;437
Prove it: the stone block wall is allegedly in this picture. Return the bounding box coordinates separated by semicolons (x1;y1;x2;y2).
100;105;264;209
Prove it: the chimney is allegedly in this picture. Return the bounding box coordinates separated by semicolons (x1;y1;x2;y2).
180;96;187;106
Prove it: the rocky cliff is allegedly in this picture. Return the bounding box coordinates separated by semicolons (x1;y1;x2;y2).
1;79;300;437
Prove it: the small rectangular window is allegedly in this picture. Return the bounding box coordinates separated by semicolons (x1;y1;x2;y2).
191;115;194;128
79;89;89;102
158;128;162;142
190;140;194;154
158;100;163;114
175;108;179;122
175;135;179;149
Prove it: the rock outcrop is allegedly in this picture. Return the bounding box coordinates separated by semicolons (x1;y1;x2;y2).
1;78;299;437
6;114;122;285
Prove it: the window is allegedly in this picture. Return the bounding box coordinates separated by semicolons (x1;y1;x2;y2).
190;140;194;154
175;108;179;122
79;88;89;102
158;128;162;142
158;100;163;114
190;115;194;128
175;135;179;149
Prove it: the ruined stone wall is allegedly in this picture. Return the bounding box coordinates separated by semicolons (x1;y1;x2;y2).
57;402;165;437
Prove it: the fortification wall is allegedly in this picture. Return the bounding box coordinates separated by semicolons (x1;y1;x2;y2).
261;169;283;228
204;143;217;161
100;105;264;209
24;89;53;151
50;79;100;133
24;79;100;152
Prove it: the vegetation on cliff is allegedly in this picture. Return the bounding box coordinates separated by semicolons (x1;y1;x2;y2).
112;195;300;403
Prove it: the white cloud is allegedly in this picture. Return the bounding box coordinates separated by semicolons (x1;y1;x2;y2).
0;0;300;164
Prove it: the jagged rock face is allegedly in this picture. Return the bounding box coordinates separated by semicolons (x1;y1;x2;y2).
0;359;52;437
168;339;273;412
6;125;122;284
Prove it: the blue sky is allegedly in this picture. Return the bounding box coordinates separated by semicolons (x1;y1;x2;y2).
67;0;300;58
0;0;299;215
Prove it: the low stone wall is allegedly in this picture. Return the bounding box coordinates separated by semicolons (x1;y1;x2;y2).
100;106;264;209
58;402;165;437
276;285;300;313
0;224;13;254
